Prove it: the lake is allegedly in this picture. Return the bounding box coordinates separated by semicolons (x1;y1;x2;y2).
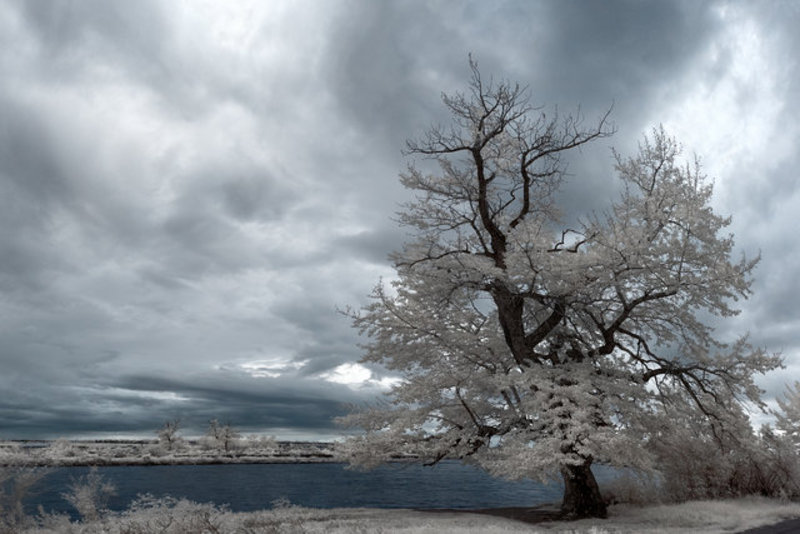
25;462;618;520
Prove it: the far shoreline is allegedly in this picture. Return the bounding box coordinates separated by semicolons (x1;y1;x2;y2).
0;438;425;467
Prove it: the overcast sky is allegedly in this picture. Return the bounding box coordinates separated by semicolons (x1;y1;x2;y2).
1;0;799;440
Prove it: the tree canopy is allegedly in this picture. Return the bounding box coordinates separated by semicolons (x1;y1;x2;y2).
341;60;781;519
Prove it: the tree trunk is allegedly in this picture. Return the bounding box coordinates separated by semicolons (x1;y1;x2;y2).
560;461;607;519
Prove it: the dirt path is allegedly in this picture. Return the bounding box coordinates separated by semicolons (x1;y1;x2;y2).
420;505;563;525
738;518;800;534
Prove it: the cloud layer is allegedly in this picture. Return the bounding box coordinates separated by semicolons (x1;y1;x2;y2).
1;0;798;438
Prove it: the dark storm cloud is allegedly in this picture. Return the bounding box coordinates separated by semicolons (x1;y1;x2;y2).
325;2;465;151
332;226;407;265
0;0;797;440
0;96;76;292
17;0;167;58
220;173;291;222
0;100;73;206
113;373;358;431
510;0;724;217
0;364;370;438
535;0;719;103
322;0;726;222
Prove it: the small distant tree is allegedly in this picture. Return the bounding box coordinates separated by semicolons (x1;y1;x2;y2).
206;418;222;442
341;58;780;519
206;419;240;453
157;419;183;451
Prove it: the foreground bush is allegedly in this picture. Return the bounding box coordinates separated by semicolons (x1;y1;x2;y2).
632;397;800;504
0;466;48;533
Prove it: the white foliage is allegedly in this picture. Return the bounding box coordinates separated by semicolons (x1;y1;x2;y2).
157;419;184;452
775;381;800;449
203;419;242;453
62;467;116;521
0;465;47;531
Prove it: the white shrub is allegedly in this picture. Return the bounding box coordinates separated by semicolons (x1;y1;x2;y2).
62;467;116;521
0;466;48;532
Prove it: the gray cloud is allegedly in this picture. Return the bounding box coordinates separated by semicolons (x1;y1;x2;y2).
0;0;798;439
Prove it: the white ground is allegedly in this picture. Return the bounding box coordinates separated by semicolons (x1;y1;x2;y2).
290;499;800;533
25;496;800;533
251;499;800;533
531;497;800;533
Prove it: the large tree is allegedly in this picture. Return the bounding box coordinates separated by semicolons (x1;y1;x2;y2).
341;60;780;519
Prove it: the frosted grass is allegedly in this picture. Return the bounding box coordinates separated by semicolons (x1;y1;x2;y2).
20;496;800;533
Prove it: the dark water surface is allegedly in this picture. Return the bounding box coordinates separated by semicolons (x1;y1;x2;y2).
25;462;616;519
